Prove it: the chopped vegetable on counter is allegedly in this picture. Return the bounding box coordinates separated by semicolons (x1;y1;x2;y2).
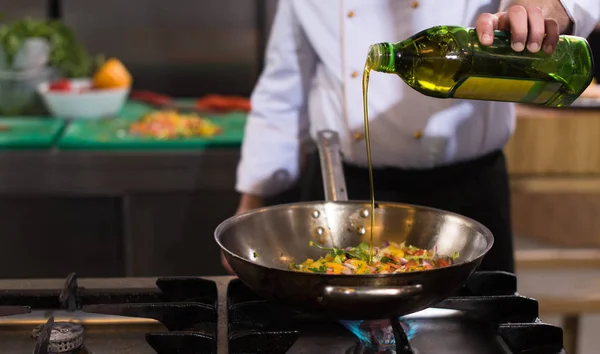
195;94;251;112
128;110;222;140
290;241;459;275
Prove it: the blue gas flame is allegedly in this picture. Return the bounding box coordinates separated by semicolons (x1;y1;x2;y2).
340;318;419;349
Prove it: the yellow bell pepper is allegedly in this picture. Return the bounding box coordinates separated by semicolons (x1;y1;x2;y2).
325;262;344;273
356;266;372;274
348;259;367;269
388;246;405;259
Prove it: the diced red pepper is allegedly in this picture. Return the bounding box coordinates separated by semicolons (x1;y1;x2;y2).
130;91;172;106
439;259;451;268
49;79;72;92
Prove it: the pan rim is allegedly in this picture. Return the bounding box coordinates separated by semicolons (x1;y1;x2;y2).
214;200;495;277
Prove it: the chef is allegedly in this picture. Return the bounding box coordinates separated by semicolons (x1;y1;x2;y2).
225;0;599;273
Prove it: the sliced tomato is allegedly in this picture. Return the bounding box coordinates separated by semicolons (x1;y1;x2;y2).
438;259;451;268
49;79;72;92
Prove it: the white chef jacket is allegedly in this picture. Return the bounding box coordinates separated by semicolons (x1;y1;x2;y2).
236;0;600;197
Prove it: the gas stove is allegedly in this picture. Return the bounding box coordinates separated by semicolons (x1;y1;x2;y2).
0;271;565;353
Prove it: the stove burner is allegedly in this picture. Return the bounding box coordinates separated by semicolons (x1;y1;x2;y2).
2;274;219;354
0;271;568;354
341;319;414;345
341;318;416;354
347;343;421;354
32;318;84;353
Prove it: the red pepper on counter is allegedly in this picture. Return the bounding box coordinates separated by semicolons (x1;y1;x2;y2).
130;91;251;113
130;91;173;106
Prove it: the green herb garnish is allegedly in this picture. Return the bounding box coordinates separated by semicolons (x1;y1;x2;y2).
357;242;370;253
309;241;345;256
308;265;327;273
309;241;370;262
345;243;370;262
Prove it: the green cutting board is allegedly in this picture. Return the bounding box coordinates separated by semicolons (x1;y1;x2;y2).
0;117;66;149
57;101;247;150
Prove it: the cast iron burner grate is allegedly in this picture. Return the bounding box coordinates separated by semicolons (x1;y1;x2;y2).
0;273;218;354
80;275;218;354
227;271;568;354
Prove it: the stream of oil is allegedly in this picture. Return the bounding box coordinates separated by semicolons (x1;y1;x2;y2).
362;62;375;264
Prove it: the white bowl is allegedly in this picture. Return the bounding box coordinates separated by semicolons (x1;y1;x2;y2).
37;78;130;119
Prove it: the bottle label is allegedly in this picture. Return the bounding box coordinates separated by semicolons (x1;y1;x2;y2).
452;76;562;104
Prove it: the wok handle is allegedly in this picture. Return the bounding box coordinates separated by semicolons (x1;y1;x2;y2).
321;284;423;301
316;130;349;202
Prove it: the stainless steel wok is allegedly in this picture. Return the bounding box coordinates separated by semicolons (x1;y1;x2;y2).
215;130;494;320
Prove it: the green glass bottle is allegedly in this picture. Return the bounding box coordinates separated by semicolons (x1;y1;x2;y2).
366;25;594;107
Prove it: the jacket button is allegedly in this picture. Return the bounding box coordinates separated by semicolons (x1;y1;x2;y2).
351;71;359;78
347;11;355;18
413;130;423;139
353;131;364;142
411;1;419;8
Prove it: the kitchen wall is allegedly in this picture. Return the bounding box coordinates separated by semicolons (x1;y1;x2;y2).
2;0;599;89
0;0;280;96
0;0;47;21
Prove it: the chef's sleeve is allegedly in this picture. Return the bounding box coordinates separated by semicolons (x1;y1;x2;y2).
556;0;600;37
499;0;600;37
235;0;317;198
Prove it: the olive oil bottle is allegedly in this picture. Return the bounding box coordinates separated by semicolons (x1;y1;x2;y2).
367;25;594;107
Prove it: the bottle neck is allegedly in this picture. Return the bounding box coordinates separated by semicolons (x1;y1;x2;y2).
367;43;397;73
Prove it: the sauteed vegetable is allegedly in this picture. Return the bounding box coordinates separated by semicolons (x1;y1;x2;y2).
289;241;459;275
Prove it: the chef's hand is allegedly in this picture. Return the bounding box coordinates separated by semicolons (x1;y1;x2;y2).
221;193;265;275
476;1;572;54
